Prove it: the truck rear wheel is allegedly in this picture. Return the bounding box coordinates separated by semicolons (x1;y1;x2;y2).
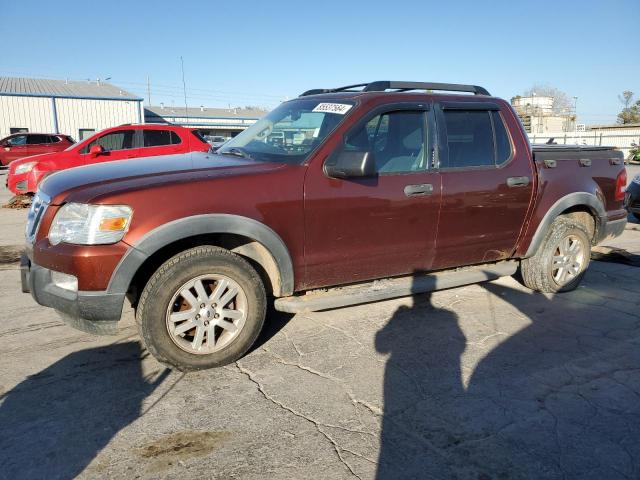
136;246;266;371
520;216;591;293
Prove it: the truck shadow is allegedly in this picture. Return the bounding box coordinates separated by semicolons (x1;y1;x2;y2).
375;271;640;479
0;341;169;480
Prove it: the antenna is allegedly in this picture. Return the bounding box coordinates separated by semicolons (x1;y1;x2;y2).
146;75;152;105
180;57;189;121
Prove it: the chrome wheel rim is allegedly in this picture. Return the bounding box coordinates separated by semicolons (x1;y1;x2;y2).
165;274;247;354
551;234;586;286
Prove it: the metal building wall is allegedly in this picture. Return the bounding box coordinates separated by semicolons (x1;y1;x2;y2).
55;98;141;139
0;95;142;140
0;95;53;138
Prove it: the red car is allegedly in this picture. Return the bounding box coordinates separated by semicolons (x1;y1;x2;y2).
0;133;74;166
7;124;210;195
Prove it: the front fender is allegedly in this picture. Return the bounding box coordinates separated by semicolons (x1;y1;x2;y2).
106;214;295;297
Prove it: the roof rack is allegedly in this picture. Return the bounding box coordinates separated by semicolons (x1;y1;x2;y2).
300;81;490;97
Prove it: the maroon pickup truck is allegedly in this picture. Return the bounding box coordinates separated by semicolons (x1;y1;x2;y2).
21;81;628;370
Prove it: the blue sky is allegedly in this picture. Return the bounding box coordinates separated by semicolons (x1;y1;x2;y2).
2;0;638;124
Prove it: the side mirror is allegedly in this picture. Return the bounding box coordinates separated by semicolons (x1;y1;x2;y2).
89;144;104;156
324;150;377;179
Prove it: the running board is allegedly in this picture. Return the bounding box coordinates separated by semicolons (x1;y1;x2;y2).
274;261;518;313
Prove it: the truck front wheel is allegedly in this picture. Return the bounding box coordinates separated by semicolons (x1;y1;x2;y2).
136;246;267;371
520;216;591;293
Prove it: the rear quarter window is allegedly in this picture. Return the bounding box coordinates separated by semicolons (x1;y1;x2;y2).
492;111;512;165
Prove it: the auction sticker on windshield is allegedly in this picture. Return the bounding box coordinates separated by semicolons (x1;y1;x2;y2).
312;103;353;115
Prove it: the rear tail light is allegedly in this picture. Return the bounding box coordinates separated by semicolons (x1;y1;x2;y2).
615;169;627;201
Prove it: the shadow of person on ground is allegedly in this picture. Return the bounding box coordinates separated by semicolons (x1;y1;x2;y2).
375;272;640;479
0;341;169;480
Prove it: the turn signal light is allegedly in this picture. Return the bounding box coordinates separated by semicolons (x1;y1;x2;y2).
99;217;128;231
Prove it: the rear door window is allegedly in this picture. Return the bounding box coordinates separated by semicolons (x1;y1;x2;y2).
143;129;182;147
442;111;494;168
27;134;50;145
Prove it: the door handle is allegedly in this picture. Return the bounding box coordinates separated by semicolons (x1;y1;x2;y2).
506;176;530;188
404;183;434;196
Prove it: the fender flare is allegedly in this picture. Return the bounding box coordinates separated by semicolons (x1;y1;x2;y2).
524;192;606;258
107;214;295;297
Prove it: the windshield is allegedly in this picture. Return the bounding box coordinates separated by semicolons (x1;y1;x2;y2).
218;98;355;164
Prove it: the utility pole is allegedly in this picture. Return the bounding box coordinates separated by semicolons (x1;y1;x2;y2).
146;75;152;105
180;57;189;121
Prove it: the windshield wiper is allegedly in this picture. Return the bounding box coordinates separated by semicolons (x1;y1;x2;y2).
220;147;253;160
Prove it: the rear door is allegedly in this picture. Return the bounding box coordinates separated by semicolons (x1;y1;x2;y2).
80;129;139;165
432;101;534;269
139;129;183;158
26;134;53;157
303;103;442;289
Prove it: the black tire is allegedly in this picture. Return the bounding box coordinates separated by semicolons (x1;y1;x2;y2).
520;216;591;293
136;246;266;371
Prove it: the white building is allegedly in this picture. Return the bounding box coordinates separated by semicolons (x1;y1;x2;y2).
511;95;575;133
511;95;555;116
145;105;267;138
0;77;144;141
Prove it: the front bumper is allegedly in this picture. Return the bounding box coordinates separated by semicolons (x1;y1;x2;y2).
21;253;125;335
7;171;29;195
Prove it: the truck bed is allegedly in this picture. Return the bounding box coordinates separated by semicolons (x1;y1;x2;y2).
532;144;622;161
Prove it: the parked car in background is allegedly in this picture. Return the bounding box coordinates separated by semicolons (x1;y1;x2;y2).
21;80;628;371
7;124;210;195
204;135;229;150
0;133;74;166
624;172;640;220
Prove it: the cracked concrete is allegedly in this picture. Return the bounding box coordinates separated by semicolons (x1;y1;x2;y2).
1;168;639;478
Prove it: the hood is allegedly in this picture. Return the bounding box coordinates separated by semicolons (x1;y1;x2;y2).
39;151;282;204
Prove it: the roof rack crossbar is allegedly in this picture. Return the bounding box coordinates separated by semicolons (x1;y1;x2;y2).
300;81;490;97
300;83;371;96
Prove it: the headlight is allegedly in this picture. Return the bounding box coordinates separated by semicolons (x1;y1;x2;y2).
48;203;132;245
633;174;640;186
15;161;36;174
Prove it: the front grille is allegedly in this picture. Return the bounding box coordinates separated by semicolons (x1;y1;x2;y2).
25;192;50;243
16;180;27;191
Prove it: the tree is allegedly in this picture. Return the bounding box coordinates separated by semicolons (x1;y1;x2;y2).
523;84;573;114
618;90;634;109
617;91;640;124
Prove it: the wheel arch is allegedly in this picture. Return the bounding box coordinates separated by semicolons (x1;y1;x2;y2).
523;192;605;258
107;214;295;300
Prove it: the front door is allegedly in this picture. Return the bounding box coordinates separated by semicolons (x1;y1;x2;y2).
80;129;139;166
26;134;53;157
4;134;29;163
303;105;441;289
